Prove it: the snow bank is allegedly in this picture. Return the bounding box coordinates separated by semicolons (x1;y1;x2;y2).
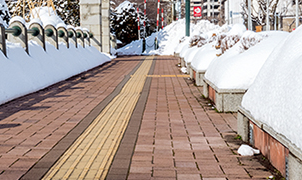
190;42;219;72
204;31;288;89
0;2;111;105
190;24;245;73
117;19;223;56
30;6;65;27
0;42;110;105
241;26;302;151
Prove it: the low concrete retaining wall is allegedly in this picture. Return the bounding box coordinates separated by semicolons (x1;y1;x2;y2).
238;106;302;179
191;67;206;87
174;53;181;65
203;78;246;112
0;19;102;57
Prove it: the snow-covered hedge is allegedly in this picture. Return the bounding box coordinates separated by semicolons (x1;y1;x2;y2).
204;31;288;90
241;26;302;151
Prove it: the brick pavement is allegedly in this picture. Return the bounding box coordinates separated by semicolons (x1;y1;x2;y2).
0;56;142;179
126;56;275;180
0;55;279;180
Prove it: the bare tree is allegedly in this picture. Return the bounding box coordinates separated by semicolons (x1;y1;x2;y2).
241;0;280;28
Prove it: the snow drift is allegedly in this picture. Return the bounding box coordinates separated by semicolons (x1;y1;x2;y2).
0;3;111;105
204;31;288;89
241;25;302;151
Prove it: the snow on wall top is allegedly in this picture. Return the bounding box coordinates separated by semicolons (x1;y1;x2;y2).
30;6;65;27
204;31;288;89
241;26;302;151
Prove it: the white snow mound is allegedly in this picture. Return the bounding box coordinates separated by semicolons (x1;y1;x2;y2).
238;144;260;156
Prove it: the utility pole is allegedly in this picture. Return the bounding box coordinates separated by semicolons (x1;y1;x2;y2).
185;0;190;36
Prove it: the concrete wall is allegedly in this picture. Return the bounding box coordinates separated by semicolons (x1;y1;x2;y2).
80;0;110;54
238;107;302;179
204;78;246;112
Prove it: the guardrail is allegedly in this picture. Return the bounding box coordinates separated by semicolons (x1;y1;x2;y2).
0;19;94;57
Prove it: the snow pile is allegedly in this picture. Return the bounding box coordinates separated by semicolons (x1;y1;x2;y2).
204;31;288;89
0;5;111;105
0;41;110;105
189;24;245;72
30;6;65;27
239;31;267;52
238;144;260;156
241;25;302;151
189;35;205;47
176;22;231;67
117;19;223;56
218;24;246;54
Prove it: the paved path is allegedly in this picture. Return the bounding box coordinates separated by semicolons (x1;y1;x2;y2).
0;56;277;180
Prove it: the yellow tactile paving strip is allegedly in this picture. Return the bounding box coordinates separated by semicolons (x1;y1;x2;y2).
131;74;190;78
42;57;154;180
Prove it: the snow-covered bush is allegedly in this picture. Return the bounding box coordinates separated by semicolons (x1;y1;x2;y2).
215;34;226;49
220;35;241;54
197;37;207;47
239;31;267;52
179;36;186;43
207;33;217;43
111;1;152;44
189;35;204;47
7;0;79;26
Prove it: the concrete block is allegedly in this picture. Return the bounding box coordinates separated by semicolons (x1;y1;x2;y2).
29;22;45;51
237;111;249;142
67;28;77;48
83;29;91;46
288;153;302;180
57;26;69;48
75;28;85;48
0;24;6;56
204;78;246;112
80;14;101;25
8;20;29;54
80;0;101;4
222;93;245;112
203;82;208;98
187;62;192;77
195;71;206;87
44;24;58;49
215;92;223;112
180;57;185;67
